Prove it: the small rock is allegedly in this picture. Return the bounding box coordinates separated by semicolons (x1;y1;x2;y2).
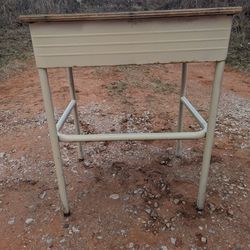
208;229;215;234
8;217;15;225
0;152;5;158
170;237;176;245
60;238;66;244
46;238;53;247
173;199;180;205
25;218;34;225
109;194;120;200
145;208;152;214
134;188;143;194
198;226;203;230
123;195;130;201
39;191;47;199
120;229;126;235
201;236;207;243
166;222;171;228
154;202;159;208
83;160;91;168
63;223;70;228
160;246;168;250
72;226;80;233
96;235;103;240
128;242;134;248
227;209;234;217
208;203;216;212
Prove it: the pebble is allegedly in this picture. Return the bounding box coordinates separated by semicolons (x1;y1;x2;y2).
173;199;180;205
46;238;53;247
122;195;130;201
120;229;126;235
8;217;15;225
83;160;91;167
160;246;168;250
72;226;80;233
166;222;171;228
208;203;216;212
25;218;34;225
208;229;215;234
145;208;151;214
96;235;103;240
170;237;176;245
227;209;234;217
63;223;70;228
60;238;66;244
128;242;134;248
154;202;159;208
109;194;120;200
0;152;5;158
39;191;47;199
201;237;207;243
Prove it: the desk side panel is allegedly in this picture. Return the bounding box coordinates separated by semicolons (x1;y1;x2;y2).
30;16;232;68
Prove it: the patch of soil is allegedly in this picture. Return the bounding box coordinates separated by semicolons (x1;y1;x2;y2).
0;61;249;249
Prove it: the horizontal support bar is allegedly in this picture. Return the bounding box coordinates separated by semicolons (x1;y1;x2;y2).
58;130;206;142
56;100;76;131
181;96;207;130
56;96;207;143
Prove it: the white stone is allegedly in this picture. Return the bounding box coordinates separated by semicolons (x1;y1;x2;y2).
72;226;80;233
201;237;207;243
170;237;176;245
60;239;66;244
25;218;34;225
109;194;120;200
0;152;5;158
128;242;134;248
160;246;168;250
39;191;47;199
8;217;15;225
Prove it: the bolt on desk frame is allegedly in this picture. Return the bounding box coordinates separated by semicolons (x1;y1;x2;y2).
20;7;241;216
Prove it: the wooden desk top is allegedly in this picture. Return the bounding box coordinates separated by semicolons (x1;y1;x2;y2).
20;7;242;23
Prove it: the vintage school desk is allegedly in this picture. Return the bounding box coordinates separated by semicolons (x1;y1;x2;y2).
20;7;241;215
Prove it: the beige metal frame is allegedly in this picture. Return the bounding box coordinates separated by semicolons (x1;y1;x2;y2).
19;8;240;215
37;61;224;215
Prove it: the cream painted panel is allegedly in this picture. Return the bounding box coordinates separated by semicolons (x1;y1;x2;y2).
30;16;232;68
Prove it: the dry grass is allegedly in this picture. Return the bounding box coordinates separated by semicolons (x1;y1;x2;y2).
0;0;249;78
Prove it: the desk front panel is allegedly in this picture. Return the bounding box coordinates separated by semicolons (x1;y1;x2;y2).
30;16;232;68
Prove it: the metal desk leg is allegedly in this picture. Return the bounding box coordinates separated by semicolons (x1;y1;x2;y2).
176;63;188;156
197;61;225;210
66;67;84;161
38;68;70;216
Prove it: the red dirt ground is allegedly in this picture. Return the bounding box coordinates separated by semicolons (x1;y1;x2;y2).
0;60;249;249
